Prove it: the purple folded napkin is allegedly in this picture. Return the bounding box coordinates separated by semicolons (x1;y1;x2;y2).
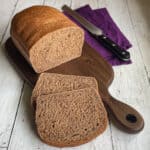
65;5;132;66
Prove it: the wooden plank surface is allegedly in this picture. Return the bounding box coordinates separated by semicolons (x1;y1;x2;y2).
0;0;44;148
127;0;150;79
0;148;7;150
97;0;150;150
0;0;22;147
0;0;149;149
0;0;18;41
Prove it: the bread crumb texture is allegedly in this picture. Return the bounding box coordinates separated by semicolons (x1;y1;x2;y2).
35;88;108;147
31;73;98;106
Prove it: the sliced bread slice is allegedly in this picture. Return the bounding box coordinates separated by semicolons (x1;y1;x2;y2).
35;88;108;147
31;73;98;107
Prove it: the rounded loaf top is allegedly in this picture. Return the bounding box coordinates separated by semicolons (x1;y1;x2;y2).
11;5;77;51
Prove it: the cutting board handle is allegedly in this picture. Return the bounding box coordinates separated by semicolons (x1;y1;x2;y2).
104;96;144;133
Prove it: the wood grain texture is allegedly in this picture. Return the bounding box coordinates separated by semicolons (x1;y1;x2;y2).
97;0;150;149
0;0;18;41
0;0;150;149
71;0;98;9
0;0;22;147
98;0;150;101
44;0;72;10
127;0;150;79
0;0;44;148
0;148;7;150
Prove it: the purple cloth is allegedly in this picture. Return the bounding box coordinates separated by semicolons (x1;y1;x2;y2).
65;5;132;66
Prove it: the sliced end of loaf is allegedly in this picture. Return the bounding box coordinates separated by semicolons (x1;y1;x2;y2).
29;27;84;73
35;88;108;147
10;6;84;73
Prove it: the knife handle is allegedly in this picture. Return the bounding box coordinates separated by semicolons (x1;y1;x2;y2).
96;35;130;61
103;96;144;133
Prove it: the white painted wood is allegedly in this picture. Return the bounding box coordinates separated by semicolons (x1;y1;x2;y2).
97;0;150;150
127;0;150;79
98;0;150;101
0;0;18;41
0;0;44;148
0;0;23;147
71;0;98;9
0;148;7;150
44;0;71;10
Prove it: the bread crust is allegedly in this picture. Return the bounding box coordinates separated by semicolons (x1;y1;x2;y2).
38;121;108;148
10;6;77;52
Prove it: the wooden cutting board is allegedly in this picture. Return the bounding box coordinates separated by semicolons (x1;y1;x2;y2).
5;38;144;133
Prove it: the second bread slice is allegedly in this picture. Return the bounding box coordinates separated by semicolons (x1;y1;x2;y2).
31;73;98;107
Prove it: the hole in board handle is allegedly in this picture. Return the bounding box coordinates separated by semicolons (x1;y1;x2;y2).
126;114;137;123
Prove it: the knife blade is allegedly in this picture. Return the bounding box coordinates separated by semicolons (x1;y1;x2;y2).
62;5;130;61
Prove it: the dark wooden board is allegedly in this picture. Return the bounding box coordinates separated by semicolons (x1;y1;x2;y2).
5;38;144;133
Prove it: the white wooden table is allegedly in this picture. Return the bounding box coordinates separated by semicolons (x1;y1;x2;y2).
0;0;150;149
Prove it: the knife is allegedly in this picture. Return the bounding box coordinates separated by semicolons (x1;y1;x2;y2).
62;5;130;62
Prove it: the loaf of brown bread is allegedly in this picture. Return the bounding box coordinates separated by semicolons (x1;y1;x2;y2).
35;88;108;147
31;73;98;107
10;6;84;73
